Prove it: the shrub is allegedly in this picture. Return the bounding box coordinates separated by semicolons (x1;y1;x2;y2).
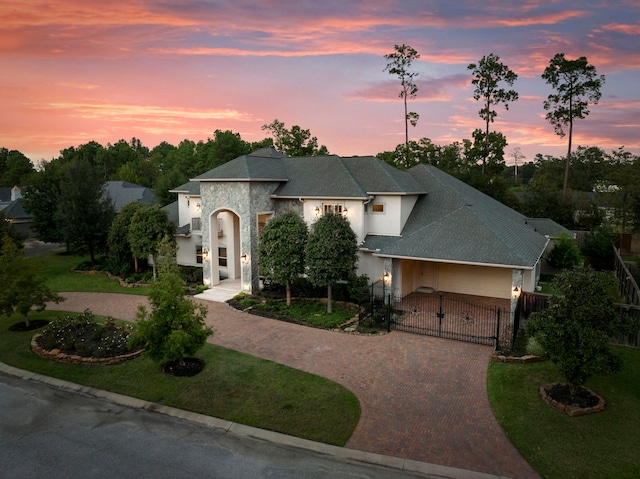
525;335;545;357
547;231;581;269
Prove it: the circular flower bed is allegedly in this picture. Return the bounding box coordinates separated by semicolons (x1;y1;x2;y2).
32;310;143;365
539;382;606;417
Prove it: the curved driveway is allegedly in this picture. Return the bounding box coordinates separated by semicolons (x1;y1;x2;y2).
49;292;539;479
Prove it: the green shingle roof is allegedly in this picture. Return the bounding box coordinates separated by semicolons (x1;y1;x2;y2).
361;164;550;268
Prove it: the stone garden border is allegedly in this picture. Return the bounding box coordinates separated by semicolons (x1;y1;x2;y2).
31;333;144;366
539;382;606;417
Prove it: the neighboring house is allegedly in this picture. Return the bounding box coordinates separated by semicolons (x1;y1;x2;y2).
0;186;34;238
171;147;563;308
103;181;157;213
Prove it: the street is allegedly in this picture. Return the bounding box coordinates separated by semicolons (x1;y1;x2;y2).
0;371;442;479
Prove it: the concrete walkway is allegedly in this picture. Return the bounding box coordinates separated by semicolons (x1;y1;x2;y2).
47;292;540;479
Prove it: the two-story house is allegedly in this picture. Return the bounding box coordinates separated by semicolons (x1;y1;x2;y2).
169;147;559;307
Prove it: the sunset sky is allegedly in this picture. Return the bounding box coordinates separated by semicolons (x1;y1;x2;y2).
1;0;639;166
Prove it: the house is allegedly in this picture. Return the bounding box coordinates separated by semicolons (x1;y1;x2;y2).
164;181;204;268
103;181;157;213
0;186;34;238
170;147;561;312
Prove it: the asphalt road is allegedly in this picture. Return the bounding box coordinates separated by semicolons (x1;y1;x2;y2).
0;371;449;479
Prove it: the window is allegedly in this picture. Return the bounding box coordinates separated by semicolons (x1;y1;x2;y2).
371;203;384;213
192;217;202;231
218;247;227;267
196;245;203;264
323;204;344;215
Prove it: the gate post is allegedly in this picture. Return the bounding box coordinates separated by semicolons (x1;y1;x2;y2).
437;293;444;337
495;309;501;350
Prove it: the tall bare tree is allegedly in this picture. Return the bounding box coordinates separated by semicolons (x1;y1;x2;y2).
542;53;605;199
384;44;420;163
468;54;518;174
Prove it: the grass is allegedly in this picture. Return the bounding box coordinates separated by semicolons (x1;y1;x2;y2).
27;252;150;295
236;296;357;329
487;347;640;479
1;310;360;446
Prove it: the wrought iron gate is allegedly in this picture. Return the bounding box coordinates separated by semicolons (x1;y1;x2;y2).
391;292;502;347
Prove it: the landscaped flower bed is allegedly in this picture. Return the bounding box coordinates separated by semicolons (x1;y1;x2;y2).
32;310;142;365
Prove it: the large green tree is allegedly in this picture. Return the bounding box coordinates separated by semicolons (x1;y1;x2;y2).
0;148;34;186
384;44;420;163
261;119;329;156
467;54;518;174
258;211;308;306
56;159;115;264
107;201;147;274
527;265;638;392
0;235;63;328
542;54;605;199
127;204;175;280
305;213;358;313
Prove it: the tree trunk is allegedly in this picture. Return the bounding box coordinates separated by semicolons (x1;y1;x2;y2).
286;281;292;307
327;283;333;314
134;256;139;274
151;254;157;281
24;312;30;329
562;100;574;201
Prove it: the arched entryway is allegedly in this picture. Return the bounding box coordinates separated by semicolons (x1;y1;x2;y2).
207;209;242;288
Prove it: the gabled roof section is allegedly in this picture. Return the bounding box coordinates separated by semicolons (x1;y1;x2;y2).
361;164;549;269
192;147;288;182
169;181;200;195
103;181;157;213
341;157;426;195
1;198;31;220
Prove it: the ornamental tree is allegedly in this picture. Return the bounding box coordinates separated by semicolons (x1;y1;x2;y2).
0;235;63;328
127;204;175;280
527;265;638;392
258;211;308;306
131;237;211;367
305;213;358;313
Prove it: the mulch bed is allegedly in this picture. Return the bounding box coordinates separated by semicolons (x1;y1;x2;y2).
8;320;50;332
162;358;205;377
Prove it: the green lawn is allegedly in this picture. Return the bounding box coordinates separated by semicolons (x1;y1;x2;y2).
1;311;360;446
27;252;149;295
487;347;640;479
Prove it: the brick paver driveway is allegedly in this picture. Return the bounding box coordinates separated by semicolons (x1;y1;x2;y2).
49;292;539;479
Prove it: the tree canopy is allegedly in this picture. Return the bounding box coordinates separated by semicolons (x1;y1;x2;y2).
258;211;308;306
261;119;329;156
127;204;175;280
527;265;638;390
305;213;358;313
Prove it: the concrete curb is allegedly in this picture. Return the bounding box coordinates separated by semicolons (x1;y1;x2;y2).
0;361;513;479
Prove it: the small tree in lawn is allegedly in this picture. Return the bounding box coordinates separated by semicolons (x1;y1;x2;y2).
130;236;212;369
258;211;308;306
305;213;358;313
527;265;639;395
127;204;175;280
0;235;63;328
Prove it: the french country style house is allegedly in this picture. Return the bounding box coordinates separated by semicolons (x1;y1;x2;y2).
167;147;566;312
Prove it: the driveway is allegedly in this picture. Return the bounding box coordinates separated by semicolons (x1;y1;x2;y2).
48;292;540;479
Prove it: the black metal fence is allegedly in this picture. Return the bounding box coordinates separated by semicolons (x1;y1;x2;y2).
518;291;640;349
358;284;508;348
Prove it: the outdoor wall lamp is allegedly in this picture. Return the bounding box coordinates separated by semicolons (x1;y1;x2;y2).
314;206;321;217
241;253;249;264
202;248;209;261
195;203;201;211
342;207;348;217
383;272;392;285
512;286;521;299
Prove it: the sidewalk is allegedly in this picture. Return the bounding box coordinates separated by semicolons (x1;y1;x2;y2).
48;292;540;479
